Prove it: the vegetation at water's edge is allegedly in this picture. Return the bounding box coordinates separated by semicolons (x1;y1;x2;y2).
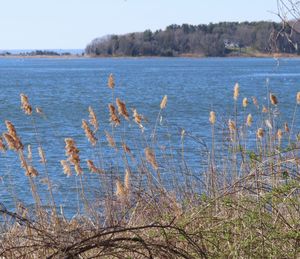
85;21;300;57
0;74;300;258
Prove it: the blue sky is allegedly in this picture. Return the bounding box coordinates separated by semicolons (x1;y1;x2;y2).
0;0;279;49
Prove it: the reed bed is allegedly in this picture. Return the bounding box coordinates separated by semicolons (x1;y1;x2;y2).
0;76;299;258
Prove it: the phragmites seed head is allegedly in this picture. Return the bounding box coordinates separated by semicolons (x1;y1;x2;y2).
297;92;300;104
228;119;236;133
4;121;23;150
246;114;253;127
116;179;126;198
108;104;120;126
233;83;239;100
242;97;248;108
262;106;268;113
26;166;39;177
82;119;97;146
38;146;46;164
35;107;43;115
88;106;99;131
0;137;6;152
124;169;131;191
122;142;131;153
257;128;264;139
60;160;72;177
132;109;144;131
105;131;116;149
64;138;82;175
87;159;102;173
270;93;278;105
20;94;32;115
252;96;259;108
3;133;17;151
277;129;283;141
108;73;115;89
27;145;32;161
160;95;168;109
145;147;158;170
284;122;290;133
209;111;216;125
116;98;129;120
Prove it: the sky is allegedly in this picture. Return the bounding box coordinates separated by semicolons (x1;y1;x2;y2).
0;0;279;50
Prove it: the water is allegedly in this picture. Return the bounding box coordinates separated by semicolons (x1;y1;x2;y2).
0;57;299;215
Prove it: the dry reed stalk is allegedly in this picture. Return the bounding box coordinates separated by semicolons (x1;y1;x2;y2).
145;147;158;170
105;131;116;148
108;104;120;126
160;95;168;109
88;106;99;132
38;147;46;164
60;160;72;177
108;73;115;89
270;93;278;105
297;92;300;104
64;138;82;175
116;98;129;120
209;111;216;124
257;128;264;139
242;97;248;108
246;114;253;127
233;83;239;100
20;94;32;115
82;119;97;146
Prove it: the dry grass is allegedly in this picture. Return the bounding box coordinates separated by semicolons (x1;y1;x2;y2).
0;75;300;258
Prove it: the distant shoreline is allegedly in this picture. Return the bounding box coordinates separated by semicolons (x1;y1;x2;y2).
1;53;300;59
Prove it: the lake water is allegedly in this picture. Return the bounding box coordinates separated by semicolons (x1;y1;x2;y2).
0;57;299;215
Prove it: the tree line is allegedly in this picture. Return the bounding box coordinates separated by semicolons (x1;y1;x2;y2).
85;21;300;57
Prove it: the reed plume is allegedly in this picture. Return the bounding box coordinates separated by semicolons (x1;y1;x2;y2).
20;94;32;115
270;93;278;105
0;137;6;152
252;96;259;108
246;114;253;127
116;179;126;198
64;138;82;175
108;73;115;89
27;145;32;162
124;169;131;191
4;121;23;150
26;166;39;177
209;111;216;125
108;104;120;126
88;106;99;132
233;83;239;100
35;107;43;115
3;133;18;151
242;97;248;108
228;119;236;133
105;131;116;148
160;95;168;109
277;129;283;141
38;147;46;164
262;106;268;113
82;119;97;146
87;159;102;173
122;142;131;154
133;108;143;127
60;160;72;177
284;122;290;133
257;128;264;139
297;92;300;104
145;147;158;170
116;98;129;120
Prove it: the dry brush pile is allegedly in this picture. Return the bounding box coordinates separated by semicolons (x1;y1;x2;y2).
0;75;300;258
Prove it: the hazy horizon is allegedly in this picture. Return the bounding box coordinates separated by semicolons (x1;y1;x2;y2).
0;0;279;49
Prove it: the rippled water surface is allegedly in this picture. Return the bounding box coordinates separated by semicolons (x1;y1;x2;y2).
0;57;299;214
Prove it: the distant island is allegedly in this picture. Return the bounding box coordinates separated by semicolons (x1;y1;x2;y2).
85;21;300;57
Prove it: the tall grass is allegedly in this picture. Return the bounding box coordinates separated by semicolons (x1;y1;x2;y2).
0;77;299;258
